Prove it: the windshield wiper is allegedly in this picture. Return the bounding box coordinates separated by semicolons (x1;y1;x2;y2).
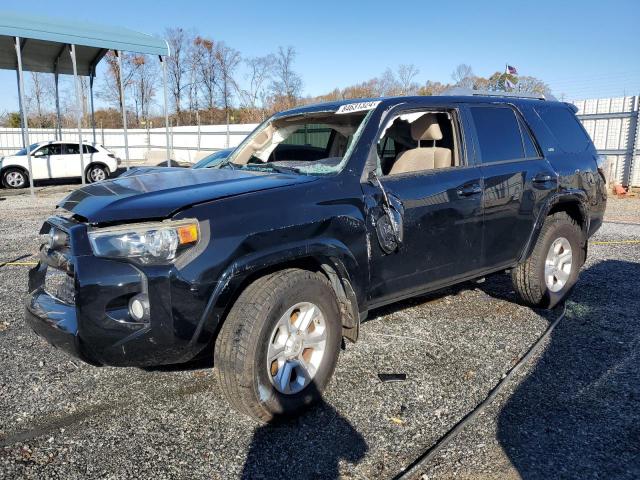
244;163;301;175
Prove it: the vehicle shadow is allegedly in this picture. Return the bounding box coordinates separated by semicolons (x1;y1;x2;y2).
241;382;368;480
491;259;640;479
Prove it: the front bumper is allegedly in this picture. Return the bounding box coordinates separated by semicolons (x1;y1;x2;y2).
24;216;215;367
25;288;98;365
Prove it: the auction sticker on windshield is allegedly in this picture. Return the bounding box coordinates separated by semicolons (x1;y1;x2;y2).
335;101;381;114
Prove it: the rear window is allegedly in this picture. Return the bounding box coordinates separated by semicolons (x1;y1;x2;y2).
536;106;591;153
470;106;524;163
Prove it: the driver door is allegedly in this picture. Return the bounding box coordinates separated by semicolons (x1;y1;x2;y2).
363;107;484;307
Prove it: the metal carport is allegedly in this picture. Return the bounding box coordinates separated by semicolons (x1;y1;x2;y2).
0;11;171;195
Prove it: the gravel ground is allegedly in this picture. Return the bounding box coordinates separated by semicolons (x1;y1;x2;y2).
0;190;638;479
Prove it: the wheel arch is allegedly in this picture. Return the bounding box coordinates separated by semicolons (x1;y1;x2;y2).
519;191;589;263
193;240;364;359
1;164;30;179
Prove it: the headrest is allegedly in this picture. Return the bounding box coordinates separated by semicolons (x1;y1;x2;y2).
410;113;443;141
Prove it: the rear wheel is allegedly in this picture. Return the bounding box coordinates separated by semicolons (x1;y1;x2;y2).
86;164;108;183
512;212;585;308
2;168;27;189
214;269;342;422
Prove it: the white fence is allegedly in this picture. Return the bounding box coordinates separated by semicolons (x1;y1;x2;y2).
572;96;640;187
2;97;639;185
0;124;258;165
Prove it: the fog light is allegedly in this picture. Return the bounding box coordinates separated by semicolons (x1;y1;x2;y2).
128;294;149;322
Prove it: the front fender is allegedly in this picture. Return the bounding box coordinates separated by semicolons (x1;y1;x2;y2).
188;239;363;351
518;190;590;263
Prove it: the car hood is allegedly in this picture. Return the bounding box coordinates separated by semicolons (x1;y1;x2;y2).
58;167;318;223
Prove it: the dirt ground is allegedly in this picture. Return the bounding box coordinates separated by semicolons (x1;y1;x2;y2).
0;190;638;479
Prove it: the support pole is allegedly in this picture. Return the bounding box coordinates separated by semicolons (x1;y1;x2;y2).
15;37;34;196
70;44;85;185
116;51;130;170
90;68;96;143
196;110;201;152
160;55;171;167
54;71;62;140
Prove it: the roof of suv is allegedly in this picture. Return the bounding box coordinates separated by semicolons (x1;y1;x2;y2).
276;95;566;118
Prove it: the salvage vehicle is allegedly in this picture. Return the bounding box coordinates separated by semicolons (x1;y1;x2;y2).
26;92;606;421
1;141;119;188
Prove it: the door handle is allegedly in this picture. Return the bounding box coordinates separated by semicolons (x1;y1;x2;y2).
532;174;554;184
457;184;482;197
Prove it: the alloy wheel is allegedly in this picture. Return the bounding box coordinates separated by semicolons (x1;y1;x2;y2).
266;302;327;395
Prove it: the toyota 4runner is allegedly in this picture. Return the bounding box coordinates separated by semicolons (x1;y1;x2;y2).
26;93;606;421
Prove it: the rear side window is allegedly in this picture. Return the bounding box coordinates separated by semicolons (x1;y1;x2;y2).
62;144;97;154
536;106;590;153
470;106;524;163
63;143;79;154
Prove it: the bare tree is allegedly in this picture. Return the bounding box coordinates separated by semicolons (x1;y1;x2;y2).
215;41;241;114
193;36;218;111
165;27;189;120
239;54;275;111
513;75;550;95
270;46;303;109
397;64;420;95
130;55;157;125
451;63;475;89
100;51;138;112
26;72;54;127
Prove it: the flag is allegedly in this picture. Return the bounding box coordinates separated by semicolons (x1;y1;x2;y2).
505;77;515;90
507;65;518;75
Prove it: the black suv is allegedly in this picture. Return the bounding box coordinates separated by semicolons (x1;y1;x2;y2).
26;94;606;421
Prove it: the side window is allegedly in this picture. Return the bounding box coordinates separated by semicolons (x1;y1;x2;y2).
34;146;49;156
469;106;524;163
64;143;80;155
49;144;62;155
518;119;540;158
379;110;460;176
536;106;590;153
83;145;98;154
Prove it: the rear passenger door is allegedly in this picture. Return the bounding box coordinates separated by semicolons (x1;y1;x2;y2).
467;104;557;269
62;143;82;178
44;144;66;178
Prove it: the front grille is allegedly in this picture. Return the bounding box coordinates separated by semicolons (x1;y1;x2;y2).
44;268;75;304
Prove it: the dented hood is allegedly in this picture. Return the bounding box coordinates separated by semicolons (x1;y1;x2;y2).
58;167;318;223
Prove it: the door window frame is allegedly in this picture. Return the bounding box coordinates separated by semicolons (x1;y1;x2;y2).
362;104;473;182
466;103;545;166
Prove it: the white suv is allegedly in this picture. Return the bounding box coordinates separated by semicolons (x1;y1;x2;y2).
0;141;120;189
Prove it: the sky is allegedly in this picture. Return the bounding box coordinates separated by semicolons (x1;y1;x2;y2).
0;0;639;113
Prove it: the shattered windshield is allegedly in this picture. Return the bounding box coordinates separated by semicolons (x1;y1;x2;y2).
225;107;374;175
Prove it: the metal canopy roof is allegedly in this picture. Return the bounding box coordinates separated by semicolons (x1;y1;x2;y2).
0;11;169;75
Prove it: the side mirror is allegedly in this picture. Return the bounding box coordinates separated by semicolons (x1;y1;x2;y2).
33;150;46;157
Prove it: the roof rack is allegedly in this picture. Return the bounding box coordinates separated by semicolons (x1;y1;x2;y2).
440;87;556;101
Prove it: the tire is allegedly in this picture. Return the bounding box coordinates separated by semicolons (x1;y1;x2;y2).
214;268;342;422
512;212;585;308
2;168;28;189
86;164;108;183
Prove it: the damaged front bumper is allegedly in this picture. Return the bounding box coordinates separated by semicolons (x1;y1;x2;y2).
24;216;214;367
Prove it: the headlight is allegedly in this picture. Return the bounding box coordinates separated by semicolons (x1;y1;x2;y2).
88;219;199;265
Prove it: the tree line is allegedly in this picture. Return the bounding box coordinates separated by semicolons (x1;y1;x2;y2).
0;29;551;129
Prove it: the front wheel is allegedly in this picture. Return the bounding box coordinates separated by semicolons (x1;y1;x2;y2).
214;269;342;422
512;212;585;308
2;168;27;189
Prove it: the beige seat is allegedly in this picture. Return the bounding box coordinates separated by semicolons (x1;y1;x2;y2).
389;114;452;175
